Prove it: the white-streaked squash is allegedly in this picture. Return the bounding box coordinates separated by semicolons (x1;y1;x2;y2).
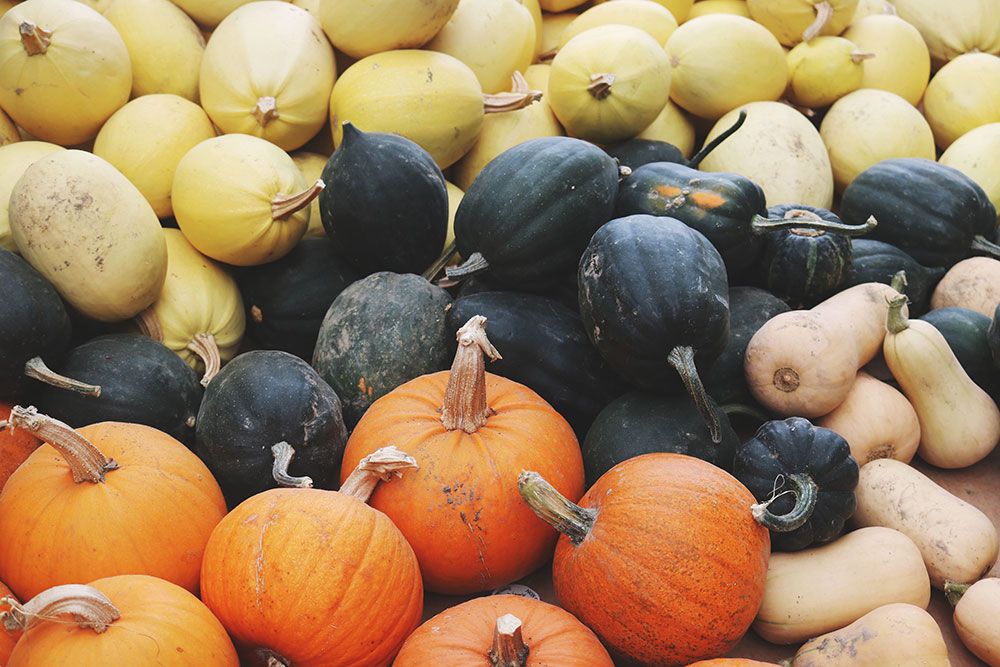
635;98;696;159
785;36;873;109
0;140;63;252
747;0;859;47
93;94;217;219
199;1;336;152
841;14;931;106
891;0;1000;68
319;0;459;59
558;0;678;49
940;122;1000;229
922;52;1000;151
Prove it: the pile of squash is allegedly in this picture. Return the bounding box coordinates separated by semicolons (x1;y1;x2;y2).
1;0;1000;665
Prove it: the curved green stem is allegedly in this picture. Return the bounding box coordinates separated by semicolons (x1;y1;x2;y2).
890;269;907;295
518;471;596;546
944;580;970;607
667;345;722;443
750;213;877;237
751;472;818;532
444;250;489;281
688;110;747;168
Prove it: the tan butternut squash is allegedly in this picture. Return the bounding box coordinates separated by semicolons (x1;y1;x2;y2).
929;257;1000;317
947;577;1000;666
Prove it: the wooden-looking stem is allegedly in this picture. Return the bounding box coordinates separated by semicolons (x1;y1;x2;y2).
483;90;543;114
19;20;50;55
441;315;501;433
271;442;313;488
489;614;530;667
688;110;747;168
252;96;279;127
890;270;908;295
7;406;118;483
970;234;1000;259
667;345;722;443
944;580;971;607
134;306;164;342
1;584;119;634
587;73;615;100
885;294;910;334
339;446;418;502
255;649;291;667
850;50;877;64
272;179;324;220
518;470;596;545
751;472;818;532
802;0;833;42
750;213;877;237
23;357;101;397
422;239;458;282
187;333;221;387
444;250;489;280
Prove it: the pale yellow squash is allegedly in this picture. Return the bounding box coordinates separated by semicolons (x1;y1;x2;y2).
841;14;931;106
69;0;111;12
0;0;130;146
93;94;217;219
688;0;751;20
0;140;62;252
290;150;330;239
747;0;859;47
850;0;895;21
136;229;246;386
665;14;787;120
949;578;1000;666
172;134;318;266
200;2;336;152
785;36;873;108
892;0;1000;68
819;88;935;193
444;180;462;257
635;98;696;158
102;0;205;101
522;0;542;58
9;150;167;322
290;0;318;21
591;0;693;22
170;0;264;29
319;0;459;59
540;0;586;12
0;104;15;145
559;0;678;48
0;0;20;18
538;11;577;61
940;122;1000;229
923;53;1000;151
700;101;833;208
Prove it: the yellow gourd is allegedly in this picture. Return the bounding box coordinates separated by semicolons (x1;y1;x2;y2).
319;0;459;59
891;0;1000;68
785;36;874;108
747;0;859;47
0;0;131;146
840;14;931;106
591;0;693;22
687;0;751;20
923;53;1000;151
540;0;586;11
0;140;63;252
170;0;257;29
0;104;15;145
538;11;577;61
558;0;678;49
444;181;462;258
290;150;330;240
199;2;336;152
93;94;217;219
522;0;542;58
634;98;696;159
940;122;1000;229
850;0;895;21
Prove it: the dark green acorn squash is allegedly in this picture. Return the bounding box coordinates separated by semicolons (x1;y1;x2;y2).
845;239;946;317
919;307;1000;400
604;110;747;172
734;416;859;552
195;349;348;508
318;122;448;275
990;302;1000;370
454;266;580;312
312;271;454;428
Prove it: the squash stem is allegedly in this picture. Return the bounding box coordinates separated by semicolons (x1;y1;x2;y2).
256;649;291;667
445;251;490;281
667;345;722;443
586;73;615;100
483;90;543;114
970;234;1000;259
441;316;501;432
802;0;833;42
187;333;221;387
1;584;119;634
518;470;595;545
688;110;747;168
22;357;101;397
751;472;818;532
489;614;530;667
6;406;118;483
271;442;313;488
943;580;970;607
721;402;771;424
421;239;458;282
890;270;907;295
134;306;165;343
339;446;418;502
749;213;877;237
252;96;279;128
19;20;51;56
884;294;910;334
272;179;324;220
251;305;264;324
850;50;877;64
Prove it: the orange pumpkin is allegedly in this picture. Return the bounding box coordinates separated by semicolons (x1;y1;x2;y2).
685;660;782;666
339;315;585;595
394;593;614;666
200;447;424;667
0;402;40;492
0;579;20;665
519;453;771;667
0;407;227;601
3;575;239;665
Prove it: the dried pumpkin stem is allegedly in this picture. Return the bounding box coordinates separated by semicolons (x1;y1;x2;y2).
339;446;419;502
850;50;877;64
518;470;596;546
885;294;910;335
749;213;877;237
586;73;615;100
441;315;501;433
187;333;221;387
252;96;279;128
890;270;908;295
483;90;543;114
22;357;101;397
421;239;458;282
271;442;313;488
1;584;120;634
19;20;51;55
256;649;291;667
272;179;325;220
667;345;722;444
445;251;489;280
7;406;118;483
134;306;165;343
802;0;833;42
751;472;818;532
489;614;530;667
943;580;971;607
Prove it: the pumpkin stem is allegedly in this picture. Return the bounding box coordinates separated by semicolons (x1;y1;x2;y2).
422;239;458;283
187;332;221;387
489;614;530;667
483;89;543;114
271;442;313;488
134;306;165;342
688;110;747;168
252;96;279;128
749;213;877;238
19;20;51;56
943;580;971;607
256;649;291;667
441;315;501;432
22;356;101;397
537;46;558;63
884;294;910;335
272;179;325;220
444;251;490;281
339;446;419;502
850;50;877;64
7;406;118;484
721;402;771;424
751;472;818;532
667;345;722;444
890;270;907;295
0;584;119;634
518;470;595;546
802;0;833;42
586;73;615;100
970;234;1000;259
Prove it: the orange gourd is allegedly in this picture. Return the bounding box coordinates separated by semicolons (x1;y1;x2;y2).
0;407;227;601
339;315;585;595
0;402;40;492
0;579;19;665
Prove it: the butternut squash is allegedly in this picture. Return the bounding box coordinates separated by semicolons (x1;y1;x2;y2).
930;257;1000;318
947;577;1000;666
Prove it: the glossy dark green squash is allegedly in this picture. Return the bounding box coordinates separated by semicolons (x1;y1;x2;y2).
318;122;448;275
236;238;361;360
447;135;620;288
195;349;348;508
455;270;579;312
919;307;1000;400
734;416;859;552
312;271;454;428
845;239;946;316
990;302;1000;370
604;109;747;172
445;290;628;440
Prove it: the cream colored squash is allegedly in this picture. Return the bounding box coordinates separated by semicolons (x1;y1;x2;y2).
0;0;131;146
929;257;1000;317
170;0;264;29
538;11;577;61
923;52;1000;151
700;101;833;208
102;0;204;101
948;578;1000;666
0;104;15;145
451;65;562;190
785;35;873;108
940;122;1000;229
319;0;459;59
892;0;1000;68
635;98;696;158
199;2;336;152
819;88;935;193
93;94;217;219
559;0;678;48
9;150;167;322
665;14;787;120
548;24;671;144
69;0;111;12
172;134;318;266
850;0;896;21
591;0;693;22
540;0;586;12
688;0;750;20
290;0;318;21
0;140;63;252
747;0;859;47
423;0;535;95
841;14;931;106
522;0;542;58
0;0;20;18
290;150;330;239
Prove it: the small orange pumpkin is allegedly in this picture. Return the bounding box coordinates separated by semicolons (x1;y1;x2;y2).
0;579;20;665
0;402;40;492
